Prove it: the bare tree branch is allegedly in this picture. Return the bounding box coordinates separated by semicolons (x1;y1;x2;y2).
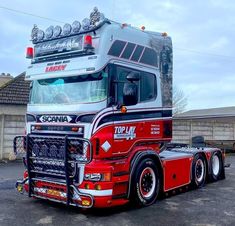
173;86;188;115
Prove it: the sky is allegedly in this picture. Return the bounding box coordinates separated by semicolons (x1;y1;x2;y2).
0;0;234;110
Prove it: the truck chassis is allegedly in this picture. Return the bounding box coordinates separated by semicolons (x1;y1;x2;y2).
15;135;225;208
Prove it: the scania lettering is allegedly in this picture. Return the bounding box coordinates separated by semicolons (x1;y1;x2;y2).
39;115;72;123
14;7;225;208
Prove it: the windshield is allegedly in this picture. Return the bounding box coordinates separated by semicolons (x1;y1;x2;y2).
30;71;108;104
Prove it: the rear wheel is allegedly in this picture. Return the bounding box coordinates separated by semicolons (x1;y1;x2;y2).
131;158;160;207
210;151;223;181
191;154;206;188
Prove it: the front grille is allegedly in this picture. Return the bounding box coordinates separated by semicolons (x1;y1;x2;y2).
27;135;91;178
31;136;65;159
28;136;66;177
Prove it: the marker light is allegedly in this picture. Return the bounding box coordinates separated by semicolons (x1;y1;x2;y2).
84;35;93;49
37;30;44;41
26;47;34;59
53;25;62;38
95;184;101;190
121;23;128;28
17;184;24;193
82;200;91;206
162;32;168;37
120;105;127;113
45;26;54;39
63;23;72;36
82;18;91;31
141;26;145;31
72;20;81;33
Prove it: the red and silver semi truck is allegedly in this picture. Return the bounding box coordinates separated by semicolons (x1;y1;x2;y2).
14;7;225;208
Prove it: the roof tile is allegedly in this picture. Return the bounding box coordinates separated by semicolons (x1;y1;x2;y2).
0;72;30;105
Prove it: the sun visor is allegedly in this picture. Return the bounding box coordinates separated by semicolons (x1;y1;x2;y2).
25;55;104;80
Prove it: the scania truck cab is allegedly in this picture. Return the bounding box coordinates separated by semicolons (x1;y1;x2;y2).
14;7;225;208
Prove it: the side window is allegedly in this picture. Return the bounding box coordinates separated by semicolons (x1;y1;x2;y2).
115;66;157;104
140;72;156;102
116;67;139;104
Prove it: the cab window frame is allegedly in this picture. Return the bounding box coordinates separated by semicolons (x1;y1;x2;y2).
110;64;157;106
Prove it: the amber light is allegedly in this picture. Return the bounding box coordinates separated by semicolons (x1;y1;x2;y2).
84;183;90;189
35;125;42;130
120;106;127;114
82;200;91;206
161;32;168;37
95;184;101;190
71;127;79;132
103;172;112;182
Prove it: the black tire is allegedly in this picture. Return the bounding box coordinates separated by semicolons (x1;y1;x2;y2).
191;154;206;188
210;151;223;181
130;158;160;207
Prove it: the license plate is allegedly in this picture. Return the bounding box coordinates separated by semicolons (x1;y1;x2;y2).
47;189;61;197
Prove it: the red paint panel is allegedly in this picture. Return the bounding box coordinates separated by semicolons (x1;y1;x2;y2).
163;157;192;191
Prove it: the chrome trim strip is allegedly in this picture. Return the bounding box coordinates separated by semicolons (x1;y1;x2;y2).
79;188;113;196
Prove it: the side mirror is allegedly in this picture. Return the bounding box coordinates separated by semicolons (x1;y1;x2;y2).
123;82;138;106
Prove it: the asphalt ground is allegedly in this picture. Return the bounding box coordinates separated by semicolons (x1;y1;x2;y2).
0;155;235;226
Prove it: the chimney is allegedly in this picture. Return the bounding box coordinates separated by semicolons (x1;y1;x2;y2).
0;73;13;87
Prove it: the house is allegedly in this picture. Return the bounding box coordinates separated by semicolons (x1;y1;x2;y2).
173;107;235;150
0;72;30;160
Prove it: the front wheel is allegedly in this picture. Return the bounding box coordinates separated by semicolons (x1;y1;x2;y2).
131;158;160;207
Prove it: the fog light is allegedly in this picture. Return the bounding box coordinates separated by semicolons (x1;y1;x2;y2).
82;200;91;206
84;183;90;189
95;184;101;190
17;184;24;193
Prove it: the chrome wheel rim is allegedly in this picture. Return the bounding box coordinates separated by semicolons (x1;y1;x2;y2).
195;159;204;183
212;155;220;176
139;167;156;198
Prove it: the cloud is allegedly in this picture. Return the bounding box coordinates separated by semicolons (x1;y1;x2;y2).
0;0;234;110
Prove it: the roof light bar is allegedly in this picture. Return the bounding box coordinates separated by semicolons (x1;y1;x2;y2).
31;7;108;44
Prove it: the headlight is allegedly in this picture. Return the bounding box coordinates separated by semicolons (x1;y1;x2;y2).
84;172;111;182
63;23;72;36
37;30;44;41
53;25;62;38
82;18;91;31
45;26;54;39
72;20;81;33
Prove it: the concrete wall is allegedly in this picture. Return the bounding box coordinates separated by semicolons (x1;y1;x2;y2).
0;105;26;160
173;118;235;145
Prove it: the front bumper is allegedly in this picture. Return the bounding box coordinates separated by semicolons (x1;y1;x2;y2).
16;177;94;208
14;134;95;208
